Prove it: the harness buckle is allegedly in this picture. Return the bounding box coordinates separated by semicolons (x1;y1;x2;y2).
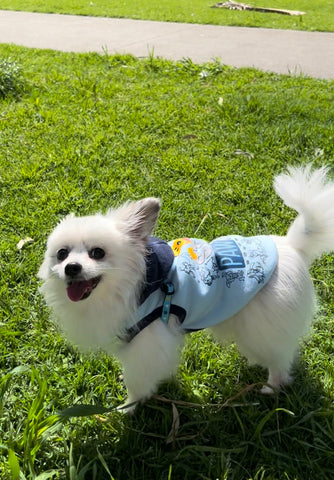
161;281;174;324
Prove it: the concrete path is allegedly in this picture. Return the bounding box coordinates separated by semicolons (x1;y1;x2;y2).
0;9;333;79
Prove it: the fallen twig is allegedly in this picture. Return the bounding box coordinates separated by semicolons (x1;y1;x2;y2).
212;1;306;16
152;382;266;410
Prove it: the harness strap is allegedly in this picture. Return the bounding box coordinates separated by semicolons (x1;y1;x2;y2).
123;282;187;343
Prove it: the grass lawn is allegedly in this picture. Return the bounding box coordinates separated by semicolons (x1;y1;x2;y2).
1;0;334;32
1;45;334;479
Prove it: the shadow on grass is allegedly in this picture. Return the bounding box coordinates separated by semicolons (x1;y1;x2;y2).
67;360;334;480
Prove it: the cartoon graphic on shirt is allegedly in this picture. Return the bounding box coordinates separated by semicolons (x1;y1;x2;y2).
221;269;245;288
172;238;214;263
248;262;265;284
171;238;197;259
172;238;219;286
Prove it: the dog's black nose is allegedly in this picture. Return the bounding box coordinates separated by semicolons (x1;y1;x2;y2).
65;262;82;277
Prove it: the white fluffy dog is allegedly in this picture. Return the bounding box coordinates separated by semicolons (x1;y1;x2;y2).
39;165;334;408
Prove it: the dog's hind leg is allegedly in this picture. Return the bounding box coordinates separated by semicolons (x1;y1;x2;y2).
210;241;316;393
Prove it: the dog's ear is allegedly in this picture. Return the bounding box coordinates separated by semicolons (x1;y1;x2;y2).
111;198;161;242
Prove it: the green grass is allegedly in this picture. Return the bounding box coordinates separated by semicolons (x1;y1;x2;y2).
1;0;334;32
0;43;334;479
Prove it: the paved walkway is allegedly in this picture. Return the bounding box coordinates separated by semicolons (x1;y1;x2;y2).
0;10;333;79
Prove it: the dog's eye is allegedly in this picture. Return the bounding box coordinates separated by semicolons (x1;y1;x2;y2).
89;248;105;260
57;248;69;261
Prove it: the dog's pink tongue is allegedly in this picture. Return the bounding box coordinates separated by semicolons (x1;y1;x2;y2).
67;280;93;302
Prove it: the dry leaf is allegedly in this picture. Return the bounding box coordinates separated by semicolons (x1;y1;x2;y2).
16;237;34;250
166;403;180;445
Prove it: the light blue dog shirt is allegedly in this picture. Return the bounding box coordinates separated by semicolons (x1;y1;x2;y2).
125;235;278;341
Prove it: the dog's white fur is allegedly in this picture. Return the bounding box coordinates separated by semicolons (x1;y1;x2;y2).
39;165;334;406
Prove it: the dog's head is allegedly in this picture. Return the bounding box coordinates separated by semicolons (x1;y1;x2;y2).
38;198;161;307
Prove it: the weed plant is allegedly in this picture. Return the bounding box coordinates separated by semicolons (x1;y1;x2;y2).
0;44;334;479
0;58;25;99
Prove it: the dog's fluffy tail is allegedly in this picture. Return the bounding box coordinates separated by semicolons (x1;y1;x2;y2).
274;165;334;261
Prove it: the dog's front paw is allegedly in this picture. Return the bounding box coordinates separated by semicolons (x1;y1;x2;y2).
261;370;293;395
116;397;139;415
260;384;278;395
